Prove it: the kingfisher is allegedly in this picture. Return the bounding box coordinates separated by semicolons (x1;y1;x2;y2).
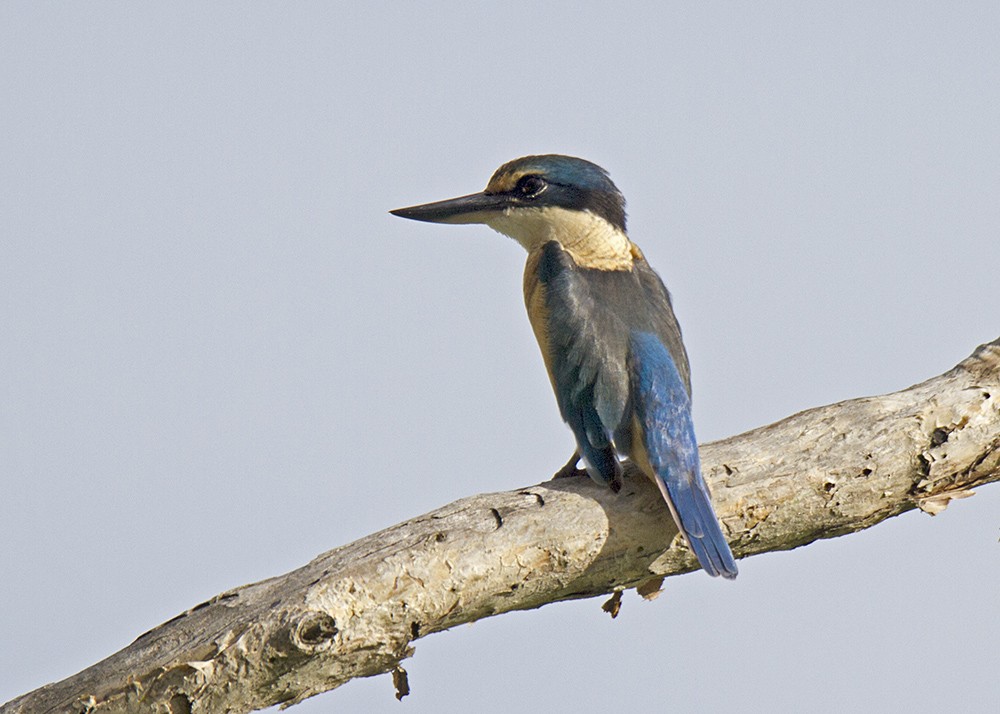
391;155;737;579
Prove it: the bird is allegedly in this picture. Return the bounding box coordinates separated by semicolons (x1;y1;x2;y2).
390;155;737;579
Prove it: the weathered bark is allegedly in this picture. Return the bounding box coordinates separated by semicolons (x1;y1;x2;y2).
5;338;999;714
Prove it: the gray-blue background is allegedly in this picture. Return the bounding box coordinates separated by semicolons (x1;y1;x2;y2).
2;3;998;712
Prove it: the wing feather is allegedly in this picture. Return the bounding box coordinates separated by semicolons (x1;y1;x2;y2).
524;242;630;487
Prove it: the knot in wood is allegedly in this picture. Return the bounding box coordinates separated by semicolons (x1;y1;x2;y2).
291;611;338;654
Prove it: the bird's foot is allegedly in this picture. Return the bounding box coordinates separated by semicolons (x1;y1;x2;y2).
552;451;587;480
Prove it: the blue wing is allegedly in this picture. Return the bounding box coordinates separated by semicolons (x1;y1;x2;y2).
629;331;738;579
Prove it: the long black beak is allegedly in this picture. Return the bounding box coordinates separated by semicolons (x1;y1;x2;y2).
390;191;509;225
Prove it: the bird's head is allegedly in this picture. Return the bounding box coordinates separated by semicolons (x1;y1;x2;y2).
391;155;631;261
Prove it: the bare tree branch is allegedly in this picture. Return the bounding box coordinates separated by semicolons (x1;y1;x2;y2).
5;338;999;714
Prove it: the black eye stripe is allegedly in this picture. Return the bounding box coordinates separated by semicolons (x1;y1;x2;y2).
496;172;626;231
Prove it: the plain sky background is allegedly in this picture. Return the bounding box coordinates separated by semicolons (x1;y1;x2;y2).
2;3;998;712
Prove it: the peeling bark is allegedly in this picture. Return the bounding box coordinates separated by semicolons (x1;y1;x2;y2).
4;338;999;714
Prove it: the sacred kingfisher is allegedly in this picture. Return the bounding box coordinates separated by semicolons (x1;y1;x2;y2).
391;155;737;579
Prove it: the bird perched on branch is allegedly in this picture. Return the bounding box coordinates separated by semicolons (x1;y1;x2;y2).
391;155;737;579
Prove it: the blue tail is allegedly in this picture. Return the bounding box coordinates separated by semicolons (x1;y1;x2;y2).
628;332;737;579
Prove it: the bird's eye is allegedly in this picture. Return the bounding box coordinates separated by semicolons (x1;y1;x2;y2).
516;175;547;197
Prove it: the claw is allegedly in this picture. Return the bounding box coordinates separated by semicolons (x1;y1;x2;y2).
552;451;587;480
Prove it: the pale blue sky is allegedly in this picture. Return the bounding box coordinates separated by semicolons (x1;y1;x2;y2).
2;3;998;712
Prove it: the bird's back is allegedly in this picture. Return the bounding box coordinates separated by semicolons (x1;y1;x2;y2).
523;239;690;459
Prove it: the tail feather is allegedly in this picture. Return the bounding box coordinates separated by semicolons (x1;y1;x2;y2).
629;331;738;579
